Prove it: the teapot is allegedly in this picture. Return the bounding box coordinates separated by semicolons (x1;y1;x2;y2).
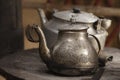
37;8;111;52
26;9;113;75
26;24;100;75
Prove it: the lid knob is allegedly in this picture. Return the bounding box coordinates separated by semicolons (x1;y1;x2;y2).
73;8;80;13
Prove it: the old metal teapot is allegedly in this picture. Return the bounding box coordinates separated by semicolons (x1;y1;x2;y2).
26;9;113;75
37;8;111;52
26;24;100;75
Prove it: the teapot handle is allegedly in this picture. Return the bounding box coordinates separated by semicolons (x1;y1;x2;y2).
89;34;101;55
89;34;113;67
25;25;39;42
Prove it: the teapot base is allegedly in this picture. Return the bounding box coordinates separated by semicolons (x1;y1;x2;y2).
48;66;97;76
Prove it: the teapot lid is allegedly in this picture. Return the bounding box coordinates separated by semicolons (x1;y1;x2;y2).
53;8;98;23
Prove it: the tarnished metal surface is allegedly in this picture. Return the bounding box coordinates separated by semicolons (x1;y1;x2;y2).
53;9;98;23
26;25;102;75
36;8;111;52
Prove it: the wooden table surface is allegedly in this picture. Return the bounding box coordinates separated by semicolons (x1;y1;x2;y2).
0;47;120;80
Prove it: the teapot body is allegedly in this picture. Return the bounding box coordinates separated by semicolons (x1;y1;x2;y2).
47;29;98;75
43;18;108;52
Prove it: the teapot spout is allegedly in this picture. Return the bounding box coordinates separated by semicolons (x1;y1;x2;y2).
100;18;112;29
37;8;48;26
32;25;51;64
99;52;113;67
